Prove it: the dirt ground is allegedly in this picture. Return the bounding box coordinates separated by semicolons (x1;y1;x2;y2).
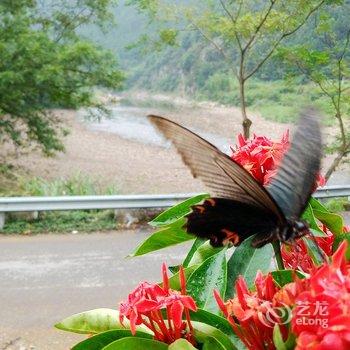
1;93;345;194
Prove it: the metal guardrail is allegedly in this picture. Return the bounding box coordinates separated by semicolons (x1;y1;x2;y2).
0;186;349;213
313;185;350;199
0;193;198;213
0;186;349;229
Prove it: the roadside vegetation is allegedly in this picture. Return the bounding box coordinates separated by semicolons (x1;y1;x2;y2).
0;173;118;234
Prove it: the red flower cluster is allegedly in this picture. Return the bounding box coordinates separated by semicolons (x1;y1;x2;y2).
282;225;350;273
215;242;350;350
281;225;334;273
230;132;326;187
292;241;350;350
214;271;287;350
119;263;197;344
231;132;290;185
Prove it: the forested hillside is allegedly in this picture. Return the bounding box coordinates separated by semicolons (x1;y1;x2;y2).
86;1;349;125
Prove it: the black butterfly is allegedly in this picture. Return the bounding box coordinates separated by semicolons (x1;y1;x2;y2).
148;111;322;248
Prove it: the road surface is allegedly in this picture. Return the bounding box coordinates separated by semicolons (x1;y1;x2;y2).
0;229;190;350
1;213;349;349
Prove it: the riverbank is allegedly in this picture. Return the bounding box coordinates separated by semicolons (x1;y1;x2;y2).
1;92;348;197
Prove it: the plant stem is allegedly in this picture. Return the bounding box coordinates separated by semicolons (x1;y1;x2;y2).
272;241;285;270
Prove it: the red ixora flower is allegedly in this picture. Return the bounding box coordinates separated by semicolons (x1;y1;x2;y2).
282;225;350;273
231;132;289;185
231;132;325;187
292;240;350;350
214;271;288;350
119;263;197;345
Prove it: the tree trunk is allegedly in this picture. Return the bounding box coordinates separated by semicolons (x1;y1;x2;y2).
239;77;252;139
325;144;350;181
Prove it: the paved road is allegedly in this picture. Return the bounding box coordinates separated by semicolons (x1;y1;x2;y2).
0;229;190;350
1;213;349;350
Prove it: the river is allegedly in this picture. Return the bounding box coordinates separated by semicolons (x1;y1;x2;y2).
80;104;349;186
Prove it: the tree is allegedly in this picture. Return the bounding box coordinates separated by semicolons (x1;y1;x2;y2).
280;5;350;180
130;0;332;137
0;0;123;155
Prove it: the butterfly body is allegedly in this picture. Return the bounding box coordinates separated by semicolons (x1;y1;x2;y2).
186;197;309;248
148;111;322;248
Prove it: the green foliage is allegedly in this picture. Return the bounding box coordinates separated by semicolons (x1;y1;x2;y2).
1;172;117;196
18;173;117;196
130;218;194;257
102;337;168;349
1;173;118;234
168;339;197;350
271;270;306;288
278;4;350;174
55;308;152;335
72;329;153;350
310;197;344;235
0;0;123;154
226;235;273;298
324;198;349;213
186;249;227;314
150;193;209;227
2;210;116;234
56;308;238;349
189;309;242;348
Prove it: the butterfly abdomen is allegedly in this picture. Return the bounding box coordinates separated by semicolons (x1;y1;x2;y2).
185;198;279;247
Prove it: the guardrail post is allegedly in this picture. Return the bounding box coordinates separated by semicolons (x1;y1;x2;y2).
0;212;5;230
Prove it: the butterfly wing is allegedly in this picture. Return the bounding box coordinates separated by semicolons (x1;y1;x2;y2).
148;115;284;246
186;197;279;247
266;110;322;219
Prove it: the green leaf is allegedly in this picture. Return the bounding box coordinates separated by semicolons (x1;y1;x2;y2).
192;321;235;350
333;234;350;259
183;238;207;267
303;236;324;265
226;236;273;298
55;309;151;335
309;197;328;212
313;210;344;235
310;198;344;235
309;228;326;238
190;309;244;350
271;270;306;287
302;204;324;236
202;337;226;350
129;218;194;257
72;329;152;350
149;194;209;227
188;241;223;267
169;265;181;274
160;264;199;291
102;337;168;350
273;325;287;350
187;249;227;314
273;325;296;350
168;339;198;350
170;238;207;274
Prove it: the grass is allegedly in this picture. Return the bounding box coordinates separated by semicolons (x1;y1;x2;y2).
16;173;117;197
196;75;349;124
2;210;116;234
324;198;350;213
0;172;118;234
